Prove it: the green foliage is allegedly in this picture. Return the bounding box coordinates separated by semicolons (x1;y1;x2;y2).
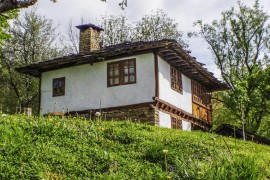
132;9;187;48
0;10;64;114
0;10;18;44
195;0;270;134
0;115;269;179
99;10;186;47
100;14;132;47
66;10;187;54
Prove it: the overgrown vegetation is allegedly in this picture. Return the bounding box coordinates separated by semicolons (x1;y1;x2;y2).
0;114;269;179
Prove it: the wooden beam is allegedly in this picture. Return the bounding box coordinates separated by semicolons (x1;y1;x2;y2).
154;97;211;130
154;52;159;98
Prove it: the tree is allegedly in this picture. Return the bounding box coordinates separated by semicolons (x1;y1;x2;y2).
0;0;37;14
195;1;270;137
0;10;17;43
60;20;81;54
0;10;63;114
102;10;186;48
64;9;187;54
100;14;132;46
0;0;127;14
132;9;187;48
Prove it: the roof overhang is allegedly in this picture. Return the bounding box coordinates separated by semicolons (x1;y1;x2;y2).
156;42;228;91
15;39;228;91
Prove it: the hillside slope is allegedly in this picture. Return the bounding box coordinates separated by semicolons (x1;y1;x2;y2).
0;115;269;179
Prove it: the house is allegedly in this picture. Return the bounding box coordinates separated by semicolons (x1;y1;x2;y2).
215;124;270;145
16;24;227;131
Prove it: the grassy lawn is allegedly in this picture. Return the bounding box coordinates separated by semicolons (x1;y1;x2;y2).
0;114;269;179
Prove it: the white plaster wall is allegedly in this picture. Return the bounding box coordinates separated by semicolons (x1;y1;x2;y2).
159;111;171;128
40;53;155;114
158;111;192;131
158;56;192;114
182;120;192;131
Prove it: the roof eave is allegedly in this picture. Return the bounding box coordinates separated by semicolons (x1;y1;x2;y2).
15;39;229;91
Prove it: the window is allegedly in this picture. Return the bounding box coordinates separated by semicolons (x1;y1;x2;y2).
53;77;65;97
171;66;182;93
171;116;182;129
108;59;136;87
191;81;211;106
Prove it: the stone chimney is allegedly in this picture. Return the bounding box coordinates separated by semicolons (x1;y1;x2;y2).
76;24;104;54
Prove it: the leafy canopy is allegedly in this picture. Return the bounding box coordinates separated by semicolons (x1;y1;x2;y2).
0;10;64;114
195;0;270;134
65;10;187;54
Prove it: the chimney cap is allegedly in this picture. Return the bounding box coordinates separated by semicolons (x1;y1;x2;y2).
76;23;104;31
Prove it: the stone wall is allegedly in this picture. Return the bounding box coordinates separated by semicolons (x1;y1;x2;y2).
89;28;101;52
79;28;101;54
68;103;159;126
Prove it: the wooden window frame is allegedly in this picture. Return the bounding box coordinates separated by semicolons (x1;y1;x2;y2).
107;58;136;87
191;81;211;107
53;77;65;97
170;66;183;93
171;116;182;129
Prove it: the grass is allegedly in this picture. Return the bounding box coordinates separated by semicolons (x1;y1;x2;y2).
0;114;269;179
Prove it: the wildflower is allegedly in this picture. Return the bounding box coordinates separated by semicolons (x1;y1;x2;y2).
163;149;169;154
1;114;7;117
95;112;101;117
169;166;174;172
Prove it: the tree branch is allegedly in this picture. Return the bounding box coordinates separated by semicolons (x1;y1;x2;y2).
0;0;37;14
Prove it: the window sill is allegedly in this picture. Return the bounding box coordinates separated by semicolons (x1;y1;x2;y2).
171;88;183;94
108;82;136;87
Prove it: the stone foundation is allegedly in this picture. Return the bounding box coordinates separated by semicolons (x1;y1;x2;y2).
68;102;159;126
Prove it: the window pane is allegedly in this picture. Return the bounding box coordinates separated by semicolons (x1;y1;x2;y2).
114;77;119;84
124;61;128;68
59;80;63;87
177;120;182;129
124;68;128;75
129;61;134;67
109;64;114;69
110;78;113;85
114;68;119;76
124;76;129;83
53;80;58;87
129;67;134;74
130;75;135;82
109;70;113;76
59;88;63;94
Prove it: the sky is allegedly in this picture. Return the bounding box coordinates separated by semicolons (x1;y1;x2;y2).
22;0;270;78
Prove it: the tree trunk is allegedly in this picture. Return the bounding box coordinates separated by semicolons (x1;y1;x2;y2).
242;121;245;141
23;107;32;116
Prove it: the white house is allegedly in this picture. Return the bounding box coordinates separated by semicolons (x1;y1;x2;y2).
16;24;227;131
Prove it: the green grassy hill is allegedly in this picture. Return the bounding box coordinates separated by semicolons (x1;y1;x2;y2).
0;115;269;179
